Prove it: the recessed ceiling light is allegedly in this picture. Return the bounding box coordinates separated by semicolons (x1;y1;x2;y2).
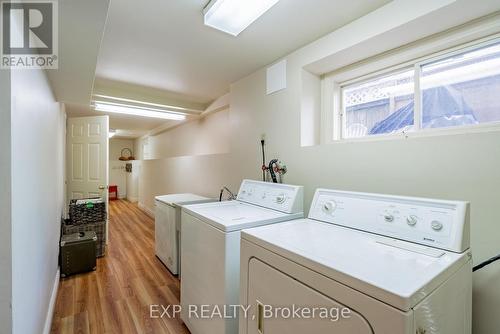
94;101;187;121
203;0;280;36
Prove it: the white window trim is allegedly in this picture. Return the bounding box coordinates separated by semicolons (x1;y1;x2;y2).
323;30;500;144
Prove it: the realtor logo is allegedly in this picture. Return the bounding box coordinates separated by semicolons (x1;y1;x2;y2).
1;0;58;69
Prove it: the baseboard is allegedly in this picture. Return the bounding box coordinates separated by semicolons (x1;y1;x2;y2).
138;202;154;218
43;267;60;334
127;196;138;203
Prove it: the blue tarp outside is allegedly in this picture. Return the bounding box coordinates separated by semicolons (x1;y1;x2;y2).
369;86;478;134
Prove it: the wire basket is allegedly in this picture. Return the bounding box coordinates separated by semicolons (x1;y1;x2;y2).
62;220;106;257
69;199;106;225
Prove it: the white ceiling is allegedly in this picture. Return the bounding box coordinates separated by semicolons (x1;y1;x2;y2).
95;0;392;104
63;0;393;138
46;0;110;104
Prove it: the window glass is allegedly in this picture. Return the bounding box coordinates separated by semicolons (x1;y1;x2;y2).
420;41;500;129
342;69;414;138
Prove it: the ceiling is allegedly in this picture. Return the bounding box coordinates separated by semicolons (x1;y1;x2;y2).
63;0;393;137
95;0;392;104
46;0;110;105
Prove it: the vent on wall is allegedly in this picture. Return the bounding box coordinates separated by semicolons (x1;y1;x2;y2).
266;59;287;95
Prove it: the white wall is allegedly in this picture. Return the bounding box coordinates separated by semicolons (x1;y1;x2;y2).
134;110;235;212
0;66;12;334
135;2;500;333
10;67;66;334
149;109;230;159
109;137;134;160
138;153;239;213
109;138;134;198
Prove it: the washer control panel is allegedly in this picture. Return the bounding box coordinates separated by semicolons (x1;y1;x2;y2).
309;189;470;253
237;179;304;214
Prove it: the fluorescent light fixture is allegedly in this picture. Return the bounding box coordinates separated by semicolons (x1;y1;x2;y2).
94;102;186;121
203;0;280;36
92;94;204;114
109;129;116;138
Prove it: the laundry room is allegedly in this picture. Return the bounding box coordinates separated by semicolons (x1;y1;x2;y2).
1;1;500;334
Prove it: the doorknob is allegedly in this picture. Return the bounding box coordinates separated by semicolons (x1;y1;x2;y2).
98;185;107;190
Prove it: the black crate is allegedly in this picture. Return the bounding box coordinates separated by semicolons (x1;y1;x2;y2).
60;231;97;277
69;198;106;225
62;220;106;257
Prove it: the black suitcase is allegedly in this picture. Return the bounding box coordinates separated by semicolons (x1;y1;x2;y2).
60;231;97;277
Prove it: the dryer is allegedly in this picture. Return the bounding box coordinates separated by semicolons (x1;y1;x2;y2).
240;189;472;334
180;179;304;334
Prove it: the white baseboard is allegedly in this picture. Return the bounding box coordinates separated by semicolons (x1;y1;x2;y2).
43;267;60;334
127;196;138;203
138;202;154;218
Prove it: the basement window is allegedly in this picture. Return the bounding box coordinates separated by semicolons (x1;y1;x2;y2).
336;38;500;140
342;69;414;138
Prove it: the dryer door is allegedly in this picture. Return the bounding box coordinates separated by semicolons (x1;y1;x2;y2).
246;258;374;334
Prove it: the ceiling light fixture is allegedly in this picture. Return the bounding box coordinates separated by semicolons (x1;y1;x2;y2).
203;0;280;36
92;94;204;114
94;101;187;121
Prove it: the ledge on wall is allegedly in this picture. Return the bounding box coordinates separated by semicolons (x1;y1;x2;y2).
300;69;321;147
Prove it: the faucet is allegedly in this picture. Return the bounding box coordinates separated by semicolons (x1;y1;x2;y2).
219;186;237;201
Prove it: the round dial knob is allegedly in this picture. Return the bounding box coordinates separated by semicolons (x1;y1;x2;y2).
431;220;443;231
406;215;418;226
275;193;286;204
322;200;337;214
384;214;395;222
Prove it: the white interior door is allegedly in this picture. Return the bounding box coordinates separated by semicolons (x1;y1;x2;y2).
66;116;109;220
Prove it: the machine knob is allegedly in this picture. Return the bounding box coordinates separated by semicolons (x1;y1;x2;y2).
431;220;443;231
406;215;418;226
275;193;286;204
384;214;395;222
322;200;337;214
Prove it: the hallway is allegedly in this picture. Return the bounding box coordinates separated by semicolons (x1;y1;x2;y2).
51;200;189;334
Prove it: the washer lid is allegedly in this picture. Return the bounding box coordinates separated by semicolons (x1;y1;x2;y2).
182;200;303;232
155;193;211;207
241;219;471;311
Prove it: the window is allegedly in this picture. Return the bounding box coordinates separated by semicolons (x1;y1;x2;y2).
337;38;500;140
342;69;414;138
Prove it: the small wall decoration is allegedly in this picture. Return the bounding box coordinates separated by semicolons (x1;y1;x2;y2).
119;148;135;161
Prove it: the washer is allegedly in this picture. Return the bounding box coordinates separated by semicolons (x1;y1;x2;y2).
155;193;214;275
180;179;304;334
240;189;472;334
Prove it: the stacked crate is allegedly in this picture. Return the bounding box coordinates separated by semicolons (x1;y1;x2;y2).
63;199;107;257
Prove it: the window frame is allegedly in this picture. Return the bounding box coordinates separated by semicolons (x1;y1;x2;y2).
327;34;500;143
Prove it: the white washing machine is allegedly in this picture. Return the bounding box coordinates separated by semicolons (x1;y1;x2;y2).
240;189;472;334
155;193;214;275
180;179;304;334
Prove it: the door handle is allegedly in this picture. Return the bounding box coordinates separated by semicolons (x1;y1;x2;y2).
257;301;264;333
98;185;107;190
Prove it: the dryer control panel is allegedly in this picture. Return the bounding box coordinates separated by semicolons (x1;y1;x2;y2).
237;179;304;214
308;189;470;253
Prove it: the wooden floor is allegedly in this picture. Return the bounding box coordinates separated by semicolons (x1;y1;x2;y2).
51;200;190;334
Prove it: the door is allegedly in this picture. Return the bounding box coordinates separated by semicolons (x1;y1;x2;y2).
66;116;109;224
246;258;373;334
